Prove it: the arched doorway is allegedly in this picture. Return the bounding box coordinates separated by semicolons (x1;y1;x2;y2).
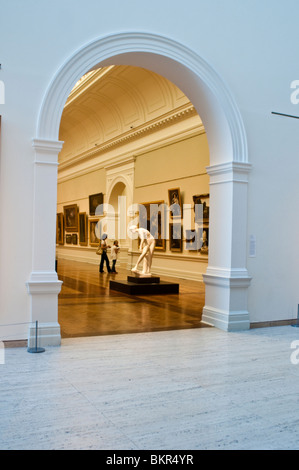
27;32;251;346
106;173;134;255
108;181;128;248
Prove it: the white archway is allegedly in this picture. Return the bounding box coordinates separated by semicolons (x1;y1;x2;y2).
107;178;130;245
27;32;251;346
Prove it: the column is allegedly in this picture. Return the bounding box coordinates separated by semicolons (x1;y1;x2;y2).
202;161;252;331
26;138;64;347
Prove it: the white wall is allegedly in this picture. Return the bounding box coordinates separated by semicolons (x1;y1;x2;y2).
0;0;299;341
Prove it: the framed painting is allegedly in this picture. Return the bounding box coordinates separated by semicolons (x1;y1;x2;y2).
64;204;79;232
79;212;88;246
168;188;182;218
193;193;210;222
89;218;100;246
89;193;103;216
169;223;182;252
185;227;209;253
185;228;199;251
72;233;78;245
65;234;72;244
139;201;166;251
199;227;209;255
56;213;64;245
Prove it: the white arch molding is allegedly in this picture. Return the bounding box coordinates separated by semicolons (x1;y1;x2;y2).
107;175;133;244
26;32;252;347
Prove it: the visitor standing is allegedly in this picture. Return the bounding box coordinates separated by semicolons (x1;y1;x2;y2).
99;234;111;273
110;240;120;273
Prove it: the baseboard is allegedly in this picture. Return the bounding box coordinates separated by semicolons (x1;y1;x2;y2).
3;340;27;348
250;319;296;329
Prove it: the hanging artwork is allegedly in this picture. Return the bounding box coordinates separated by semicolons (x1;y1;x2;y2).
65;234;72;244
89;219;100;246
79;212;88;246
64;204;79;232
56;213;64;245
139;201;166;251
199;227;209;255
89;193;103;216
168;188;182;218
169;223;182;252
193;194;209;222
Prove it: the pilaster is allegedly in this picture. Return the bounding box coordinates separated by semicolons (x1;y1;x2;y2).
202;162;252;331
26;138;64;346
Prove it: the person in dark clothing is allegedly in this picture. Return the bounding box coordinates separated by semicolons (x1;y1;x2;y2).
99;234;111;273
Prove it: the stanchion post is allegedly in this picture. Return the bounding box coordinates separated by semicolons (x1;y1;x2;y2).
27;321;45;353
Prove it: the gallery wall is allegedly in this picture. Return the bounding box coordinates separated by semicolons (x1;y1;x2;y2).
56;131;210;281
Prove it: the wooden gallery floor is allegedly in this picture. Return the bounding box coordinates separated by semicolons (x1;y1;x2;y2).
57;259;207;338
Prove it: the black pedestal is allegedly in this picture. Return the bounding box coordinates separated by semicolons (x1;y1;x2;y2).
127;275;160;284
110;275;179;295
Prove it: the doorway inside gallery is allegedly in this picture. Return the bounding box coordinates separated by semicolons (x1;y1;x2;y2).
56;64;211;338
30;32;250;347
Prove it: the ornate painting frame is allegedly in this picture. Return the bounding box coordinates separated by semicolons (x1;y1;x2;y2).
64;204;79;232
169;223;182;252
56;212;64;245
89;193;103;216
89;218;100;247
139;201;166;251
168;187;182;218
79;212;88;246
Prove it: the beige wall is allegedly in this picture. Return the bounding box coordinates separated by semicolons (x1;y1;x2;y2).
135;132;209;191
56;131;210;280
57;168;106;214
135;133;209;207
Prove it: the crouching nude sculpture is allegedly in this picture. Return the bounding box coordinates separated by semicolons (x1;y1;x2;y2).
129;225;156;276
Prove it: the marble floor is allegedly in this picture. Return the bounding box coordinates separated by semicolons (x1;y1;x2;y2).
1;325;299;450
57;259;206;338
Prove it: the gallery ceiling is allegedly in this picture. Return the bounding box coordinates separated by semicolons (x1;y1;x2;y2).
58;65;200;165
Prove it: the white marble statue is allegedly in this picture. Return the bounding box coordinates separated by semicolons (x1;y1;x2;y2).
129;225;156;276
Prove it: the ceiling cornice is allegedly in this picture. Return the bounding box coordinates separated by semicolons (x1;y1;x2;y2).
58;103;202;172
64;66;115;107
57;123;205;184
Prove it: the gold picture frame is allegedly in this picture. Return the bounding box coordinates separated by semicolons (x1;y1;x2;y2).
89;218;100;246
64;204;79;232
193;193;210;222
66;234;72;244
89;193;103;216
169;223;182;252
139;201;166;251
168;188;182;218
79;212;88;246
56;213;64;245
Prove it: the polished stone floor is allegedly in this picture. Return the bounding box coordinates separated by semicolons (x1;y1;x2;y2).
1;325;299;450
57;259;206;338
